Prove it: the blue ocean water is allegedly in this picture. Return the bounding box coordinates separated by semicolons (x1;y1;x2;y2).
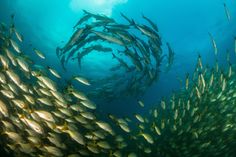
0;0;236;117
2;1;236;157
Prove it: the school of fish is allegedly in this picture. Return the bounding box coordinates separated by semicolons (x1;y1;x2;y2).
57;10;174;101
0;8;236;157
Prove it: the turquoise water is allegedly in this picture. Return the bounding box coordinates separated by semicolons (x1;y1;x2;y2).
1;1;236;156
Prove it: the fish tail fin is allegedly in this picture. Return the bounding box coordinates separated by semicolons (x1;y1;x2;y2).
120;12;124;17
56;47;61;57
65;80;73;91
85;24;92;30
138;130;143;136
59;122;68;132
141;13;146;19
112;53;116;59
83;10;89;14
60;59;67;72
130;19;136;25
103;26;109;32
